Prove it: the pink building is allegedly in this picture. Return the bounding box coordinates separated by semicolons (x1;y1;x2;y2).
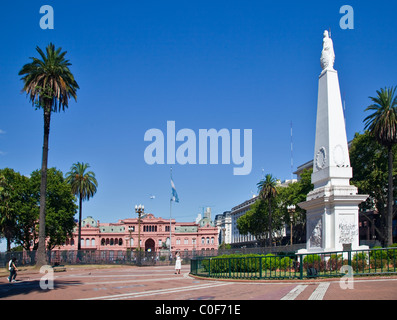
54;213;219;254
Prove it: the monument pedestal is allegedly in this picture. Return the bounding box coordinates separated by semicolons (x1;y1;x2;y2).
298;185;368;254
298;33;368;254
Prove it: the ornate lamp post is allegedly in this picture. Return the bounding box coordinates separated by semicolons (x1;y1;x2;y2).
287;205;296;245
135;204;144;264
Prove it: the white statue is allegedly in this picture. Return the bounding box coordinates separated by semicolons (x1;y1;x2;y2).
320;30;335;73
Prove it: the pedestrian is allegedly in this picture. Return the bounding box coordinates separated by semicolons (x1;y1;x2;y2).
174;251;181;274
8;257;18;283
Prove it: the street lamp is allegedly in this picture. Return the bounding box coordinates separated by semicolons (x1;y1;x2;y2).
287;205;296;245
135;204;144;263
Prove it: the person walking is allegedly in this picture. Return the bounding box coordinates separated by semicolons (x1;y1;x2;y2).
8;257;18;283
174;251;181;274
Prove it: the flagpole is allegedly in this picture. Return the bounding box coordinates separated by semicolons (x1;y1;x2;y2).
169;167;173;261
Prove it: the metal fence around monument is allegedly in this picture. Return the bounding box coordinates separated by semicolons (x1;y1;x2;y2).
190;247;397;280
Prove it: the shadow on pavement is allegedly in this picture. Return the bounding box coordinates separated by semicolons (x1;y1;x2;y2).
0;278;82;299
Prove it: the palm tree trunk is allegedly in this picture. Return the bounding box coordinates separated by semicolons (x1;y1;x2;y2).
387;145;394;246
37;106;51;266
268;200;272;247
77;193;83;251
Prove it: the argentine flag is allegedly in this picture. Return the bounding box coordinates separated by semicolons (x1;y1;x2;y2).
171;178;179;203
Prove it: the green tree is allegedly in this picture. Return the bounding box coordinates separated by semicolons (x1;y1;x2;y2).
257;174;278;246
278;169;314;244
65;162;98;251
237;200;264;245
0;168;38;252
364;87;397;246
29;168;77;251
350;131;397;244
0;172;16;251
18;43;79;265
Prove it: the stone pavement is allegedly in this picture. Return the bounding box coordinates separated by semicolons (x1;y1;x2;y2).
0;264;396;301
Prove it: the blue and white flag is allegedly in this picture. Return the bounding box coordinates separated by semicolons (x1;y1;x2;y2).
171;178;179;203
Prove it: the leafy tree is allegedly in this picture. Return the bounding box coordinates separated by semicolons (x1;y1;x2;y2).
350;131;397;245
65;162;98;251
0;171;16;251
0;169;36;252
29;168;77;251
19;43;79;265
364;87;397;246
237;198;284;246
278;169;314;244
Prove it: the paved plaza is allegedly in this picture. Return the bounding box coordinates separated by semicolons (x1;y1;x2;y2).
0;264;396;301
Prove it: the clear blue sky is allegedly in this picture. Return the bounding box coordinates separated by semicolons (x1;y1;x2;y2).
1;0;396;227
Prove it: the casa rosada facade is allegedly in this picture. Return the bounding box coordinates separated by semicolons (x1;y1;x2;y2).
52;213;219;253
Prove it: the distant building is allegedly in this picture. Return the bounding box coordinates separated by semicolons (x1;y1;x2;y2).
215;211;232;245
51;213;218;254
230;196;258;247
230;180;297;248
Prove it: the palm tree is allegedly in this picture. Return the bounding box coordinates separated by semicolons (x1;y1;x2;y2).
364;86;397;246
257;174;278;246
19;43;79;265
65;162;98;251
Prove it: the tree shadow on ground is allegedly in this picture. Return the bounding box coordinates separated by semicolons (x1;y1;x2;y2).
0;278;82;299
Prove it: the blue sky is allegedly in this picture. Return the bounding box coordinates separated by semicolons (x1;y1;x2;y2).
0;0;396;228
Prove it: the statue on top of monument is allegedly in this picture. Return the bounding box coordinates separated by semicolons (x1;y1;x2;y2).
320;30;335;74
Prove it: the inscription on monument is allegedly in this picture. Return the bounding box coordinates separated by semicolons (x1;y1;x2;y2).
339;220;357;244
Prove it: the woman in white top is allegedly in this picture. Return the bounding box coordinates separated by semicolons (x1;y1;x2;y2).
174;252;181;274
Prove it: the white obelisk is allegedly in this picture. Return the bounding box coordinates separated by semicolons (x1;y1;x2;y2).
298;31;368;253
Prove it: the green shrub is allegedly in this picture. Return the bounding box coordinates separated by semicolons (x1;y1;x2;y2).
279;256;294;270
369;247;388;269
387;244;397;267
352;252;368;272
303;254;325;272
262;254;279;271
327;254;343;271
303;254;321;264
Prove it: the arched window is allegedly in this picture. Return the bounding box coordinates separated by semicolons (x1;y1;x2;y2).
119;238;123;246
101;238;105;246
91;238;95;246
201;237;205;244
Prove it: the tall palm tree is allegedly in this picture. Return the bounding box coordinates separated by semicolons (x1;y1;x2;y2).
65;162;98;251
19;43;79;265
257;174;278;246
364;86;397;246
